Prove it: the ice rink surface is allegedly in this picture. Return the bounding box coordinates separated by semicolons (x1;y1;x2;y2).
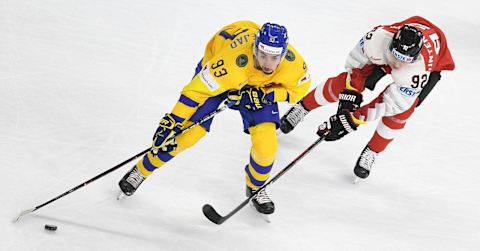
1;0;479;250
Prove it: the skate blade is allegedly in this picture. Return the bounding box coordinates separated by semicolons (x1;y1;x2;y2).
116;191;126;200
249;202;272;223
261;214;271;223
353;176;362;184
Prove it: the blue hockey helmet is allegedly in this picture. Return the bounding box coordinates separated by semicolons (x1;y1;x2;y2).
254;23;289;57
389;25;424;63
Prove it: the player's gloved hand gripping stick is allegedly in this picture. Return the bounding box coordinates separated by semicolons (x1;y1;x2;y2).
14;101;234;223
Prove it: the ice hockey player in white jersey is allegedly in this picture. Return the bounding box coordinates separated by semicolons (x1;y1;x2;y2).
280;16;455;180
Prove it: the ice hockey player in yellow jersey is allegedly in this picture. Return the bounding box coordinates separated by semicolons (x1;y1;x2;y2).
118;21;311;216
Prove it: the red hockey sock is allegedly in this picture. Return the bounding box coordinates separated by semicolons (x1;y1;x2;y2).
367;131;392;153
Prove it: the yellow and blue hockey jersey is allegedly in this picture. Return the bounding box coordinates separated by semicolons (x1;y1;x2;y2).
171;20;311;123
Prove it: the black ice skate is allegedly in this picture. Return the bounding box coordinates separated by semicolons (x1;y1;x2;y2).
280;100;309;134
353;146;378;183
246;185;275;221
118;165;146;199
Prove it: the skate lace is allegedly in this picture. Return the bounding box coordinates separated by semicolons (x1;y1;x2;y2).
286;103;309;126
359;148;377;171
126;168;145;189
254;189;272;204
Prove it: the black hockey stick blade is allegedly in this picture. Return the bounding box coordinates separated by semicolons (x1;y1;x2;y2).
202;136;327;225
203;196;254;224
202;204;224;225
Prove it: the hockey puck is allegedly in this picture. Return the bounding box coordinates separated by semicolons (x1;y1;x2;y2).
44;224;57;231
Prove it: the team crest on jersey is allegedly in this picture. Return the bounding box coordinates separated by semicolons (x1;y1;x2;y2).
236;54;248;67
285;49;295;61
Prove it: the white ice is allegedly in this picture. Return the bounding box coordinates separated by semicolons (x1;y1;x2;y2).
1;0;479;250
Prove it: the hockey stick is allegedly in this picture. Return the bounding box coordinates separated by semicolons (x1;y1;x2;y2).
202;134;326;225
14;101;233;223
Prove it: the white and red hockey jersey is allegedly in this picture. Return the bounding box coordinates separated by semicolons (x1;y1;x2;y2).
347;16;455;120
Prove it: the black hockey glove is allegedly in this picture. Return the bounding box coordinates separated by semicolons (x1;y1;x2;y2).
317;110;358;141
151;113;182;154
337;89;363;113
